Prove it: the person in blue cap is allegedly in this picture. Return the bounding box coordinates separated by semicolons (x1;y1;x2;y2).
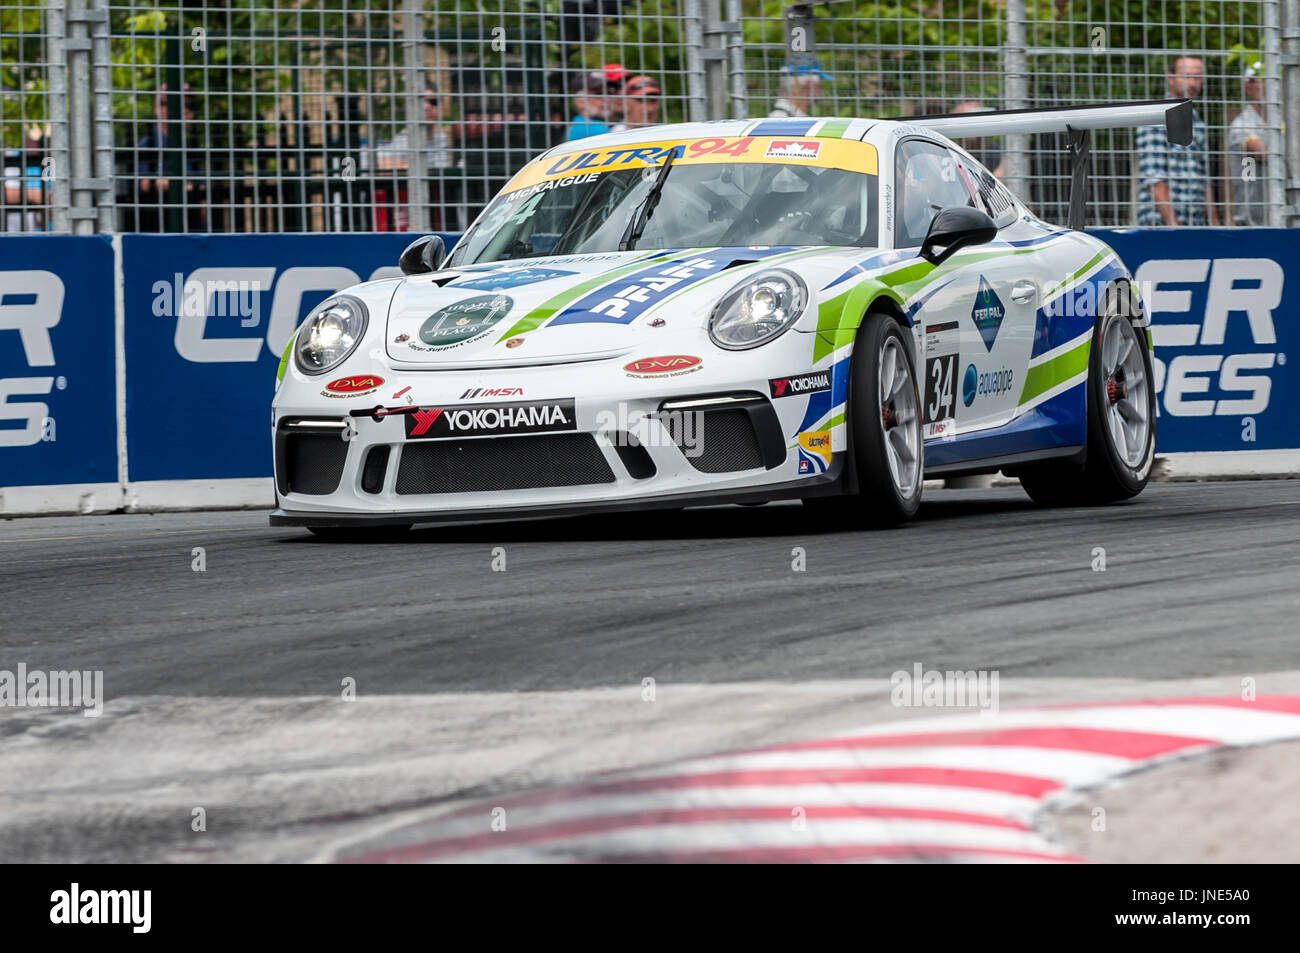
768;63;832;119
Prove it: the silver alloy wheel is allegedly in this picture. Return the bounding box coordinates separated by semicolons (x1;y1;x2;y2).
877;336;921;498
1100;311;1151;469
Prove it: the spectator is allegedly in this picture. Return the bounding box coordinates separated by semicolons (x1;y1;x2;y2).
768;64;831;119
1227;59;1271;225
951;101;1006;178
567;64;628;141
376;83;454;171
136;84;207;231
610;75;661;132
3;127;48;232
1136;56;1219;227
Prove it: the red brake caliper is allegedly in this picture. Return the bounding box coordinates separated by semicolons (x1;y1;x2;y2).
882;406;899;429
1106;377;1127;405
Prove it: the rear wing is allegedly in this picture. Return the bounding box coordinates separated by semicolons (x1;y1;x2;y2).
909;100;1195;230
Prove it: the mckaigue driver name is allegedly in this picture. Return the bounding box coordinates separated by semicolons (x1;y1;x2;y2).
1132;890;1251;904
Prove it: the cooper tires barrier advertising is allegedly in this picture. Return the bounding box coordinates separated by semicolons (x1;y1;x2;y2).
0;230;1295;508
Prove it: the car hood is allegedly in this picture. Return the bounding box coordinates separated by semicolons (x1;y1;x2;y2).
383;246;853;368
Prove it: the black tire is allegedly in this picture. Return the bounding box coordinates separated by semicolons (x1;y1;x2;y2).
1019;283;1156;506
805;312;923;527
306;524;413;542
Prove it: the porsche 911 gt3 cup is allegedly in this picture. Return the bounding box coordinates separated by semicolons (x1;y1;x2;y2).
270;101;1189;535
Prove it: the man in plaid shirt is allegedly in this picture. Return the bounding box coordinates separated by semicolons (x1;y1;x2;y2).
1136;56;1220;227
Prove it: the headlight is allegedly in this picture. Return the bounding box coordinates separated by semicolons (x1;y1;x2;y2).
294;295;369;375
708;269;808;350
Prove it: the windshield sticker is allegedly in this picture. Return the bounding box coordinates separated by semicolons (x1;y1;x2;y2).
451;268;576;290
765;139;822;159
505;171;603;203
503;136;878;193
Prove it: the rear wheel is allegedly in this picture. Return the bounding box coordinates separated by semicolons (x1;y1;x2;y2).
1018;284;1155;506
805;313;923;526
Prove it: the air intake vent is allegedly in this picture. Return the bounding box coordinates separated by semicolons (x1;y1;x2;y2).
396;433;615;495
282;430;348;495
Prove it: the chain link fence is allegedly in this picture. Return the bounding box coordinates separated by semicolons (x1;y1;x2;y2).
3;0;1296;234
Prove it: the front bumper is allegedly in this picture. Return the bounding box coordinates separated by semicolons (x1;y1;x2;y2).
272;342;849;527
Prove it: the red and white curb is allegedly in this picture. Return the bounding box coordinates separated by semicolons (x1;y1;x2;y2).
335;696;1300;863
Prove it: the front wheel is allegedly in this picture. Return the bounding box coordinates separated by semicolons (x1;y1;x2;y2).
1019;284;1155;506
806;313;923;527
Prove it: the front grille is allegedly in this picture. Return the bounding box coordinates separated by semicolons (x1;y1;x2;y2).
395;433;615;495
686;408;765;473
284;431;348;495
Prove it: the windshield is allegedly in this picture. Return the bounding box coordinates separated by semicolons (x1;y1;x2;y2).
448;145;879;266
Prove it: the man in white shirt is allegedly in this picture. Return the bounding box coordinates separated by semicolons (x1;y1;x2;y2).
768;64;831;119
1226;60;1272;225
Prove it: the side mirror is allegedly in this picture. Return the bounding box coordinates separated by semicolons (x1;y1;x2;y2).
919;206;997;266
399;235;446;275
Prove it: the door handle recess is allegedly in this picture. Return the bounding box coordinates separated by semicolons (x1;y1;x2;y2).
1010;282;1036;303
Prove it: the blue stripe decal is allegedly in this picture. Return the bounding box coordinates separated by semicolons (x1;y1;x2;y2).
1030;259;1125;358
793;353;852;436
821;249;912;291
904;274;961;322
925;383;1087;467
546;246;799;327
750;119;819;137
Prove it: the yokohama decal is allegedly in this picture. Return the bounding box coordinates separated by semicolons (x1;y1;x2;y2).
404;399;577;439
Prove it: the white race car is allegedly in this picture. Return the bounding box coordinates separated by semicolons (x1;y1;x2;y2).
271;102;1188;535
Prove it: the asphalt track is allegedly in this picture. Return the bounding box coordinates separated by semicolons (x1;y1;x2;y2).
1;480;1299;862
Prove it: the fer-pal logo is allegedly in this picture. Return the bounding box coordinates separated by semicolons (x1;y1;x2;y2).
765;139;822;160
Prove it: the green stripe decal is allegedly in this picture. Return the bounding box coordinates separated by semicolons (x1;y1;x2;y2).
1018;338;1090;405
818;118;852;139
277;332;296;382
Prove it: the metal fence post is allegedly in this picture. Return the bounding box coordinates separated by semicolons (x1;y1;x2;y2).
90;0;115;234
46;5;71;233
1002;0;1031;205
1283;0;1300;225
64;0;97;234
725;0;748;119
700;0;730;120
684;0;707;122
1264;1;1287;225
402;0;430;234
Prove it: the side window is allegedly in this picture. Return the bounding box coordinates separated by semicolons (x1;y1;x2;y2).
956;152;1017;228
894;139;976;247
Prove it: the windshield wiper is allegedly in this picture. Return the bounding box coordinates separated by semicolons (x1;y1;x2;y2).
619;149;677;251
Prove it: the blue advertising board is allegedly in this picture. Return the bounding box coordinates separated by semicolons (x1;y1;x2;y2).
120;233;454;481
1093;229;1298;453
0;235;117;487
4;228;1297;497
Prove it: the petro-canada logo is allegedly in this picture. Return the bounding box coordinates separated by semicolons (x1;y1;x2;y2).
971;276;1005;351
